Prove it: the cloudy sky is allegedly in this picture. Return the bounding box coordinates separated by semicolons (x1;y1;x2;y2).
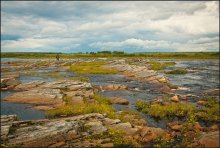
1;1;219;53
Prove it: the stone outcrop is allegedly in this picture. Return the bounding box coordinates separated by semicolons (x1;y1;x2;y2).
105;61;173;93
1;114;164;147
103;84;128;91
1;78;21;90
4;80;94;110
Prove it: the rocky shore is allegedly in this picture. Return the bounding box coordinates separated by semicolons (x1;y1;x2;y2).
1;58;219;147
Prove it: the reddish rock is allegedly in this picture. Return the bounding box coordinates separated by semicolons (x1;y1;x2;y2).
197;131;219;147
197;100;207;106
171;95;179;102
110;97;129;105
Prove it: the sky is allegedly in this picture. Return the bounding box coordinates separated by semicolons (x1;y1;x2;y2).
1;1;219;53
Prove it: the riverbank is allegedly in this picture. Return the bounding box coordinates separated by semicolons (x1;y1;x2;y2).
1;58;219;147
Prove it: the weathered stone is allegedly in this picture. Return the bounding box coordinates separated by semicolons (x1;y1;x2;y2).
84;120;107;134
138;127;165;142
4;88;64;107
171;95;179;102
103;84;128;91
168;122;183;131
197;100;207;106
103;118;121;125
110;97;129;105
14;81;45;90
197;131;219;148
108;122;138;136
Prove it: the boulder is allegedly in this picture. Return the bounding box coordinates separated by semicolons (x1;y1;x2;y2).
171;95;179;102
138;127;165;142
109;97;129;105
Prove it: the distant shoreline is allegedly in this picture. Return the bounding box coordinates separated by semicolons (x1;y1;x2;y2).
1;52;219;60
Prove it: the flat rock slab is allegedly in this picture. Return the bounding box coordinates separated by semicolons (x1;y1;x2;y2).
4;80;94;110
4;88;64;107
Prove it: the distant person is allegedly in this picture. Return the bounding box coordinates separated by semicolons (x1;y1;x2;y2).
56;54;60;61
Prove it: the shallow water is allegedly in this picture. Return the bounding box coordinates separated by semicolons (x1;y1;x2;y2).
1;58;219;125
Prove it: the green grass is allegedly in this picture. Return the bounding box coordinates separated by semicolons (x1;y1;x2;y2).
135;96;220;122
147;61;176;71
70;77;90;82
46;102;116;118
69;61;118;74
165;69;188;74
47;94;144;126
135;100;195;119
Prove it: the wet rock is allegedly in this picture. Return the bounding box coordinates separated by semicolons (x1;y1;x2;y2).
171;95;179;102
110;97;129;105
197;131;219;148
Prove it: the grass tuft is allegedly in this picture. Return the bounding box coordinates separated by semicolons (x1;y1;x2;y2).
147;61;176;71
165;69;188;74
69;62;118;74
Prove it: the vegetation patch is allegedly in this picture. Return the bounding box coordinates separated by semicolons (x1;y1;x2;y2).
47;94;144;125
147;61;176;71
165;69;188;74
135;100;195;120
86;127;141;147
135;96;220;123
70;77;90;82
69;61;118;74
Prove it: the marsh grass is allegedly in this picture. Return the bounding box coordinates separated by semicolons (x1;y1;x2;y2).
147;61;176;71
70;77;90;82
135;96;220;122
69;61;118;74
165;69;188;74
135;100;195;119
46;94;143;125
